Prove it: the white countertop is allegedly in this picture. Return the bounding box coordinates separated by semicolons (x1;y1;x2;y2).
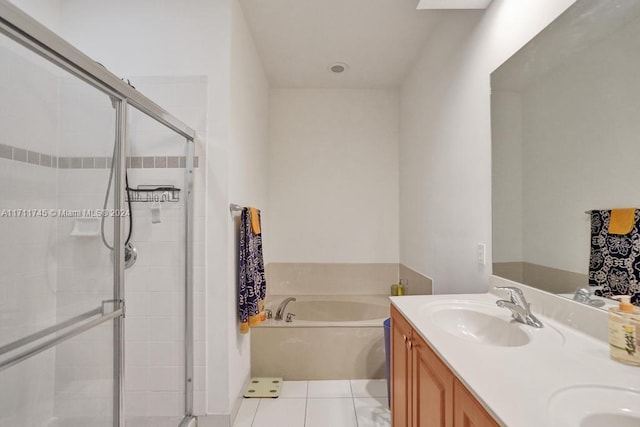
390;292;640;427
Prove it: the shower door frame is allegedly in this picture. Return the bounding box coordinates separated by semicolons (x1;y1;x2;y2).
0;1;197;426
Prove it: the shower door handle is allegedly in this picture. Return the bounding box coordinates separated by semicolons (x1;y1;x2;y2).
0;304;124;372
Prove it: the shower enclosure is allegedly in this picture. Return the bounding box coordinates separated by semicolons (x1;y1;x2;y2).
0;2;196;426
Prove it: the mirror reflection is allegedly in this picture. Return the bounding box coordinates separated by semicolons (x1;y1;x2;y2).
491;0;640;307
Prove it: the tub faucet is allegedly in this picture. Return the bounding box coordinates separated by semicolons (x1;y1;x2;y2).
494;286;543;328
275;297;296;321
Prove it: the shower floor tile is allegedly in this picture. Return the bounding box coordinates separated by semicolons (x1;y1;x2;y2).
232;380;391;427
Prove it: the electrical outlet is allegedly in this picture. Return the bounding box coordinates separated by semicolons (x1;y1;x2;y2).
477;243;486;265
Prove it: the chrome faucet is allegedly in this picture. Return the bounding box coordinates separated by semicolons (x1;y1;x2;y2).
275;297;296;321
494;286;543;328
572;287;605;308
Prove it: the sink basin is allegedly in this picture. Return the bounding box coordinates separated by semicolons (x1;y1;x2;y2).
420;300;564;347
547;385;640;426
431;307;530;347
422;301;531;347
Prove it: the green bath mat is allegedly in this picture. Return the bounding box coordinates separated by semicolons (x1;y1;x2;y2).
243;377;283;398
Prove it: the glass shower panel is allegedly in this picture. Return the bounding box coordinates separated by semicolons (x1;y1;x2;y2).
123;106;188;426
0;31;118;427
0;322;116;427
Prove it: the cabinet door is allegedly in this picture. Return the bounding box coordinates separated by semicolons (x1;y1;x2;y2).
391;305;413;427
412;333;454;427
453;379;499;427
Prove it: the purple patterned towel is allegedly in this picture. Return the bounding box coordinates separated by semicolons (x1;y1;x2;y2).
238;207;266;332
589;210;640;305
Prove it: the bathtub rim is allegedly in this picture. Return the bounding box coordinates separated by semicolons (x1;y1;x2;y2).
259;294;390;328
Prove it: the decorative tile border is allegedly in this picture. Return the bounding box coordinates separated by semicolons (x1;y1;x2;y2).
0;143;199;169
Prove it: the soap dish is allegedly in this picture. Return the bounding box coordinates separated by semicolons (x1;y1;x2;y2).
70;218;100;237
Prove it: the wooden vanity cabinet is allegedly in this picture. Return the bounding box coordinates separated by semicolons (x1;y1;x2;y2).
391;304;413;427
453;378;499;427
390;305;498;427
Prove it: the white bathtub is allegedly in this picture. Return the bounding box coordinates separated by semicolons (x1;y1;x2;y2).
250;295;389;380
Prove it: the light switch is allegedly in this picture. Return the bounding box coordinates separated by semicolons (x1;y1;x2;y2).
477;243;486;265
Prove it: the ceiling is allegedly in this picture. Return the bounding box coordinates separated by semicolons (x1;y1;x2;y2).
238;0;455;89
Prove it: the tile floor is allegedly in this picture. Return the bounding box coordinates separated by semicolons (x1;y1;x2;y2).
232;380;391;427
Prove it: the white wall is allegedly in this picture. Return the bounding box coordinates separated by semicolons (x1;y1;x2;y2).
8;0;60;32
227;0;270;416
399;0;577;294
268;89;399;263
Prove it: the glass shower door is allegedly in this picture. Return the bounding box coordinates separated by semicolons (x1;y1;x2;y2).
0;32;123;427
123;103;191;427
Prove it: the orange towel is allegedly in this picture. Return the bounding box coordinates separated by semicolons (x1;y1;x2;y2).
249;207;261;234
609;208;636;234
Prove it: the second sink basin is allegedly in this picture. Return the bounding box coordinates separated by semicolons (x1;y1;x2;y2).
420;301;563;347
547;385;640;426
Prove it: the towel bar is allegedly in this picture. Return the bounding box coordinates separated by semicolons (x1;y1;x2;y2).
585;208;639;214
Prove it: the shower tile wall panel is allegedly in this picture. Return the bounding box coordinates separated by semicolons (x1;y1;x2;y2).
0;39;60;427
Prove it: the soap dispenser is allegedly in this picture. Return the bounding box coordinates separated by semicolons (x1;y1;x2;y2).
608;295;640;366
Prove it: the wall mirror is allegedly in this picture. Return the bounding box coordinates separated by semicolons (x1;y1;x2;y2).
491;0;640;307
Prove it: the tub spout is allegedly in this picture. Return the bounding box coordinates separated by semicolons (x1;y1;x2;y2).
275;297;296;321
